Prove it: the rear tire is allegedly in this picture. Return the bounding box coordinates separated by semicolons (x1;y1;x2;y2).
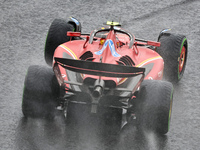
22;65;59;118
44;19;74;66
136;80;173;135
156;33;188;83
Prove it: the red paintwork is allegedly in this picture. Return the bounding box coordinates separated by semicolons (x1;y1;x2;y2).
147;41;160;47
179;46;186;73
53;27;164;86
67;31;81;37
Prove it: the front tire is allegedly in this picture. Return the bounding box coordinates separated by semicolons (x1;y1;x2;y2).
136;80;173;135
22;65;59;118
44;19;74;66
156;33;188;83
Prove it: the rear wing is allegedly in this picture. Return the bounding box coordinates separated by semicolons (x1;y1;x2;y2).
54;57;145;78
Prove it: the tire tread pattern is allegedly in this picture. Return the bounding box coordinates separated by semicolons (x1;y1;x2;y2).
156;33;187;83
45;19;74;66
137;80;173;134
22;65;59;118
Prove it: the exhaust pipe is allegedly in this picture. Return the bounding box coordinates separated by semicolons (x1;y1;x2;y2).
92;79;105;98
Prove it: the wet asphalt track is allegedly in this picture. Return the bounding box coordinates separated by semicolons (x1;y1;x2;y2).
0;0;200;149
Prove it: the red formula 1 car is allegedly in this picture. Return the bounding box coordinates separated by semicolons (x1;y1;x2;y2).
22;17;188;135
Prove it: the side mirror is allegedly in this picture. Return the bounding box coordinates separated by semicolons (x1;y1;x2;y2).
67;31;81;37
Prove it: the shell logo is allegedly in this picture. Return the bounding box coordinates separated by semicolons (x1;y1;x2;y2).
62;74;66;78
148;77;153;80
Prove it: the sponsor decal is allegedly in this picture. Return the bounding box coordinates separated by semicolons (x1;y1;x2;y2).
95;39;121;57
158;71;163;78
148;77;153;80
62;74;66;78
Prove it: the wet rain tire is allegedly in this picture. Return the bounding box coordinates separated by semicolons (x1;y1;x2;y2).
44;19;74;66
156;33;188;83
136;80;173;135
22;65;59;118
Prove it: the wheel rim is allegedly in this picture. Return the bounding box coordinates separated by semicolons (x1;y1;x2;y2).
179;46;186;73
